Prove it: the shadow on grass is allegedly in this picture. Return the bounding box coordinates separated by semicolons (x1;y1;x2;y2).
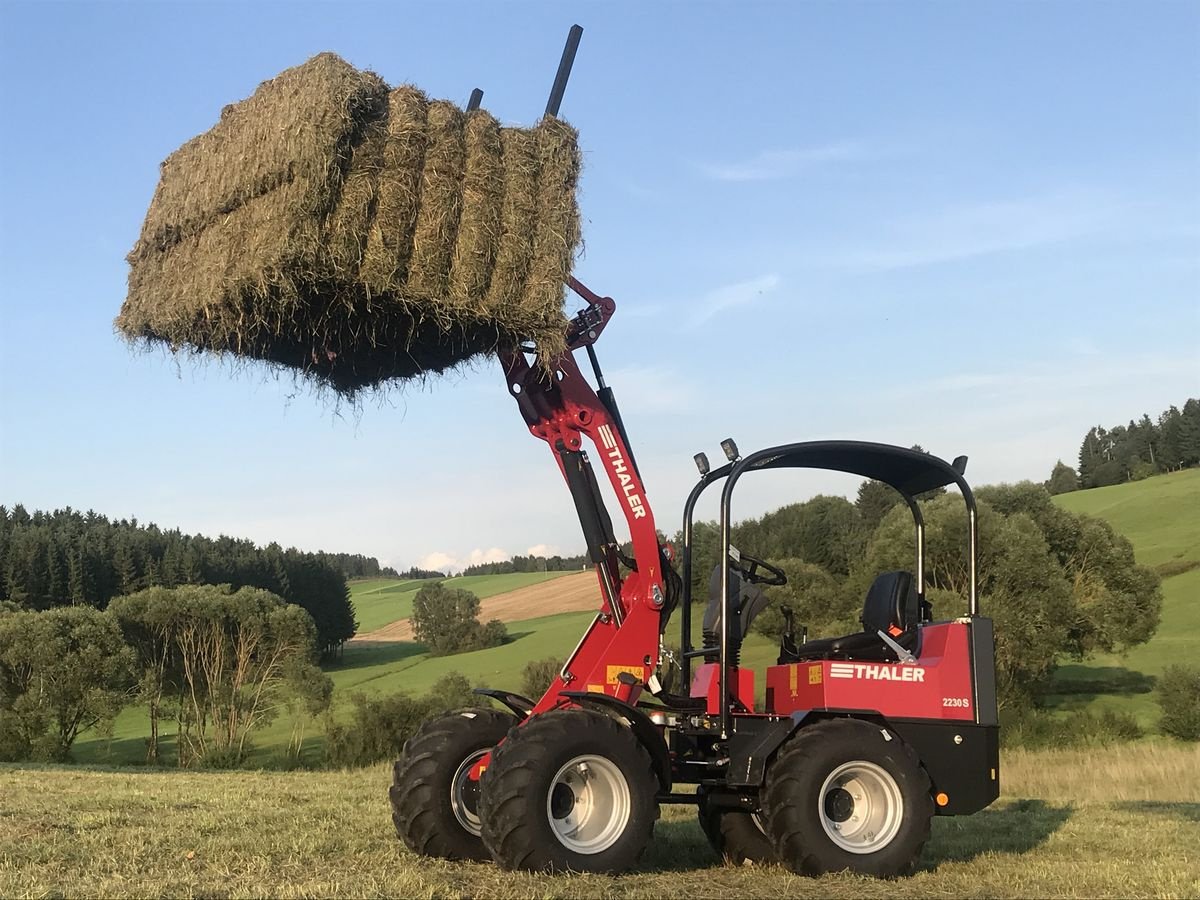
1115;800;1200;823
923;799;1072;868
1049;665;1156;697
327;640;427;671
639;817;717;871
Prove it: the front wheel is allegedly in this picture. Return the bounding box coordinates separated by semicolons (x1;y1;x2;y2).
479;708;660;873
763;718;932;877
390;707;515;860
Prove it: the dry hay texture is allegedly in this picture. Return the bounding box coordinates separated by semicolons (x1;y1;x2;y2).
117;53;582;394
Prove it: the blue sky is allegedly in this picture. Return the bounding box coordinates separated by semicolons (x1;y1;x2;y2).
1;1;1197;573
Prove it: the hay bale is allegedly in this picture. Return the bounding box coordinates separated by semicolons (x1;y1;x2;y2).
118;53;582;394
404;101;467;306
482;128;539;315
520;117;582;320
448;110;504;308
359;86;429;292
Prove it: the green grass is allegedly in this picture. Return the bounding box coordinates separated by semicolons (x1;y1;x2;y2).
1045;468;1200;727
2;743;1197;898
349;571;577;633
348;579;429;632
1054;468;1200;571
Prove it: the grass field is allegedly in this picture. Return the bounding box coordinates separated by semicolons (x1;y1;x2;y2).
1046;468;1200;726
2;743;1196;898
349;571;577;633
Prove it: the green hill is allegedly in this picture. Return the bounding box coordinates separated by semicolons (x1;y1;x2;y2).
1047;468;1200;725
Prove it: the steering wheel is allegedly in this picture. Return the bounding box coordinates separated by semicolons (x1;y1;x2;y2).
730;552;787;587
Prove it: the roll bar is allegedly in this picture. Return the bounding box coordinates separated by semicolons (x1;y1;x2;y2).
679;440;980;737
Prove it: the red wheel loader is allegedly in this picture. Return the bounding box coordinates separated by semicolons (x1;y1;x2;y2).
389;280;1001;876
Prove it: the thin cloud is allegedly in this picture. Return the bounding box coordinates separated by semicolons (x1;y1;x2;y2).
605;364;698;414
838;189;1125;270
698;141;878;182
691;274;781;327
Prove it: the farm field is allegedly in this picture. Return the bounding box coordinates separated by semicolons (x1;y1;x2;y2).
349;570;577;633
2;743;1196;899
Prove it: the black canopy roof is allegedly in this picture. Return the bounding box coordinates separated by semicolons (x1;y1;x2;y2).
738;440;968;499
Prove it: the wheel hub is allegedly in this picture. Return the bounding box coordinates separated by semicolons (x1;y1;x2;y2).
817;760;904;854
824;786;854;823
544;754;632;855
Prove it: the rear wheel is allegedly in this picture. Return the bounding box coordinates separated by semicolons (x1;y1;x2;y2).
479;708;659;873
763;718;932;877
697;788;777;865
390;707;514;861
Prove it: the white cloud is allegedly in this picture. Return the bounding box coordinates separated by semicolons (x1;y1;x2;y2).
697;141;878;182
526;543;560;557
417;551;457;573
691;274;781;327
418;546;510;574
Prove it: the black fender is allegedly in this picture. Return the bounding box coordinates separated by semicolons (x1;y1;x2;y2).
560;691;671;791
472;688;535;718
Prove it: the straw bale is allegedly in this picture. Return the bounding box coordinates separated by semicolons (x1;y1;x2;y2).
359;86;428;292
482;128;539;313
131;53;387;258
448;110;504;308
519;117;582;320
118;53;583;395
324;117;387;280
404;101;466;306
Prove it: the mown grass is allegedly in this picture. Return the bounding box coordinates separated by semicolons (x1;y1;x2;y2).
1;743;1196;898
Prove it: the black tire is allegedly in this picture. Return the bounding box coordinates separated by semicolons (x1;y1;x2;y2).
390;707;515;861
479;708;659;873
763;718;933;877
697;788;777;866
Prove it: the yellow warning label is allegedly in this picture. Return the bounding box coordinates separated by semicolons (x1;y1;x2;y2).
606;664;644;685
808;665;823;685
789;665;799;696
586;683;605;694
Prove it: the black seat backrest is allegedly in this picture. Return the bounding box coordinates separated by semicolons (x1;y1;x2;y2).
860;571;918;636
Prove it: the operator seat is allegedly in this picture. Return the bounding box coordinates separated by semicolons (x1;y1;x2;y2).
701;564;770;660
780;571;921;663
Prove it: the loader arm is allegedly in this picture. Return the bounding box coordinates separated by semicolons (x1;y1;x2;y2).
500;281;667;712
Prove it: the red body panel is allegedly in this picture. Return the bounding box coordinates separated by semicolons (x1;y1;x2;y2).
765;622;976;721
690;663;755;714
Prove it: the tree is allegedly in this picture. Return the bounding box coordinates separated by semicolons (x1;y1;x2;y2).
164;585;330;765
751;559;851;641
1046;461;1079;496
977;482;1162;655
856;480;901;532
1156;664;1200;741
0;607;134;761
860;496;1074;707
410;583;508;656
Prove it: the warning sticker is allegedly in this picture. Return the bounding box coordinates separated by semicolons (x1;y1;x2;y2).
606;664;644;685
808;665;823;685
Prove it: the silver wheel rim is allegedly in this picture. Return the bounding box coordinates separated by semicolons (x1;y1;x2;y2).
818;760;904;854
546;754;632;854
449;750;488;836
